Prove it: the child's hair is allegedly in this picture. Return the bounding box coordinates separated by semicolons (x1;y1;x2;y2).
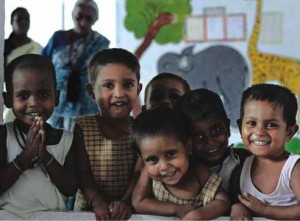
88;48;140;85
132;107;189;154
5;54;57;93
240;83;298;126
175;89;228;123
144;72;190;103
10;7;29;24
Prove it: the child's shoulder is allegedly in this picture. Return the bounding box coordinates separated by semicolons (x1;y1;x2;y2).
232;147;252;163
74;114;99;125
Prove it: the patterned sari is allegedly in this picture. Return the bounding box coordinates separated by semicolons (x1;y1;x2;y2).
43;30;109;130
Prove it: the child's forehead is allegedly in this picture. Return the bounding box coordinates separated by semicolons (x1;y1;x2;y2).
14;67;54;79
96;63;138;80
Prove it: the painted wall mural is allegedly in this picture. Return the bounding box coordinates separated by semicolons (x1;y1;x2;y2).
157;45;249;127
125;0;191;59
121;0;300;152
249;0;300;95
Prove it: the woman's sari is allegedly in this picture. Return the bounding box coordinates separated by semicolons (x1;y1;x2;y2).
43;30;110;130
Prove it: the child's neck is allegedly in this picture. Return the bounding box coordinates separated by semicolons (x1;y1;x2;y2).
99;115;132;139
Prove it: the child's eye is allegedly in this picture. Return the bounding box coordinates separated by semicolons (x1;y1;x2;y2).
246;121;256;127
38;91;50;99
166;150;177;158
210;127;223;136
192;134;205;144
150;92;163;101
266;122;278;129
16;93;29;100
144;156;158;164
124;82;134;88
169;92;181;101
103;82;114;89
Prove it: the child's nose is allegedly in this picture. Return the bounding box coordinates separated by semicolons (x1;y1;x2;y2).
255;126;267;136
113;86;125;97
159;159;169;171
28;96;38;107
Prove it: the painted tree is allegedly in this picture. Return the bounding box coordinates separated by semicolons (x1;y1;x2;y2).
125;0;191;59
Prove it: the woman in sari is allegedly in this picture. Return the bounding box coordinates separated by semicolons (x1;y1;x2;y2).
3;7;43;123
42;0;110;130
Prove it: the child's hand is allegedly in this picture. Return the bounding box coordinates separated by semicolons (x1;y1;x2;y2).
230;203;253;221
35;118;47;160
176;203;201;219
19;117;43;168
238;193;266;216
92;197;111;220
109;200;132;220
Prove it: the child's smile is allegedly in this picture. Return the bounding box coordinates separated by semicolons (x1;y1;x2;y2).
139;135;190;186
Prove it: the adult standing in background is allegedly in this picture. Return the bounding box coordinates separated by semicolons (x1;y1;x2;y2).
3;7;43;123
43;0;110;131
4;7;42;67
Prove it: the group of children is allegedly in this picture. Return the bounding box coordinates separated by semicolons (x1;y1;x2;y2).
0;48;299;220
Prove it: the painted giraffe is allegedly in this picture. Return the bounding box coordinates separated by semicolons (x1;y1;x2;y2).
249;0;300;95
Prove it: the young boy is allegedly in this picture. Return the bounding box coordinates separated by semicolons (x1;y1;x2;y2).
0;54;78;218
132;107;230;220
143;72;190;110
175;89;250;194
231;83;300;220
73;48;142;220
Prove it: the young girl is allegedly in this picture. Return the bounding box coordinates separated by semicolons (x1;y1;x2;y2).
73;48;142;220
231;84;300;220
143;72;190;110
175;89;250;194
0;54;78;219
132;107;230;220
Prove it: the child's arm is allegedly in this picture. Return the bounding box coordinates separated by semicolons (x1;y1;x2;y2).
132;167;197;218
38;119;78;196
109;157;143;220
0;121;42;194
182;164;230;220
73;123;111;220
238;160;300;220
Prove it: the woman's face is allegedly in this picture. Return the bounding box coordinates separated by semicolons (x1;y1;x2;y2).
12;10;30;35
72;5;97;35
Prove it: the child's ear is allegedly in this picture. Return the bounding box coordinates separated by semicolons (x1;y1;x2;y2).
86;83;95;99
237;119;242;134
226;118;231;137
286;124;299;142
137;83;143;95
3;92;12;108
55;90;60;107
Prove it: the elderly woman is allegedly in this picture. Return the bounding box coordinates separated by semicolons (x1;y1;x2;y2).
43;0;110;130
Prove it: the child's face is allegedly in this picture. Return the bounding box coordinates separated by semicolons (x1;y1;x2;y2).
241;100;296;158
139;135;190;186
10;68;58;126
92;63;141;120
190;115;230;164
145;79;186;109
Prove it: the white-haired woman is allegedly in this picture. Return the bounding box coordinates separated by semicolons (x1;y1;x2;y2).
43;0;110;131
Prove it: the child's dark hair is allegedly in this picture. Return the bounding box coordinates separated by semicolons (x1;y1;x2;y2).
11;7;29;24
144;72;190;103
240;83;298;126
175;89;228;123
88;48;140;85
132;107;189;154
5;54;57;93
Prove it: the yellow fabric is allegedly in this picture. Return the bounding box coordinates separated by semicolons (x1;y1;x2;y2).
153;173;222;206
74;114;137;210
